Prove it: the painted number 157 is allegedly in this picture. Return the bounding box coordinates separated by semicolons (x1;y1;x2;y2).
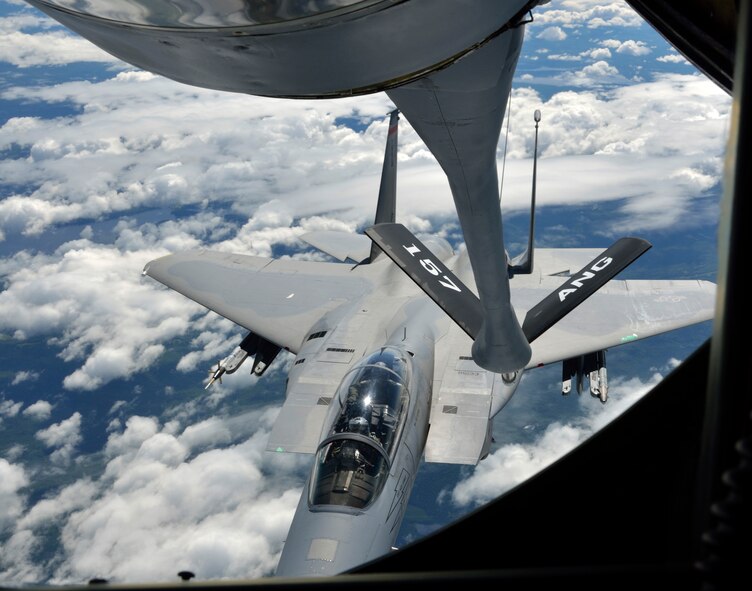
403;243;461;292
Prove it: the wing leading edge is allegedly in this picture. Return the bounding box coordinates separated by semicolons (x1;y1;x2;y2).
143;250;374;354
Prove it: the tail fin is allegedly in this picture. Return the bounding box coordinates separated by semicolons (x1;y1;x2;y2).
368;109;400;263
508;109;541;276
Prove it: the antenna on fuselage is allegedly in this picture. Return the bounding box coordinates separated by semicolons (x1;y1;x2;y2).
508;109;541;276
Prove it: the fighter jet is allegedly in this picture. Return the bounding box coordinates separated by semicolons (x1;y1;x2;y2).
142;110;716;577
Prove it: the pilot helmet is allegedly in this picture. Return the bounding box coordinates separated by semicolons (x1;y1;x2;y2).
348;416;370;434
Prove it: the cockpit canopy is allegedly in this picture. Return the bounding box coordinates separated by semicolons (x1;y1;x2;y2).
328;346;411;454
309;346;412;510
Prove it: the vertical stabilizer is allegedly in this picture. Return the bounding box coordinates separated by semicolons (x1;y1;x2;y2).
369;109;400;262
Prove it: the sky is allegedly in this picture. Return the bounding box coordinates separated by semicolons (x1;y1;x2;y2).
0;0;732;586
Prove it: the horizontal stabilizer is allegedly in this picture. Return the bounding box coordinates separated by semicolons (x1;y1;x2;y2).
299;230;371;263
522;237;652;343
365;223;483;339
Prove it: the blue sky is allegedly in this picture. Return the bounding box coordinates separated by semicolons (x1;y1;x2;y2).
0;0;731;585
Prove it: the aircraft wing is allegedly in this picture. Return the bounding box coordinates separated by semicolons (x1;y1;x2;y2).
423;276;715;465
517;278;717;367
143;250;373;354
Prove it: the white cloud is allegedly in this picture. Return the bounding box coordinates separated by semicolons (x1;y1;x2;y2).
0;529;38;584
0;115;417;393
176;318;243;375
1;411;308;584
11;370;40;386
16;480;98;532
0;13;122;68
524;59;627;87
0;72;396;240
585;47;611;60
601;39;622;49
0;399;23;418
108;401;127;415
22;400;52;421
600;39;651;57
658;53;690;65
0;459;28;533
0;9;50;30
579;74;724;153
532;1;643;29
580;59;620;78
0;30;121;68
547;53;581;61
615;39;651;56
34;412;82;465
4;444;25;462
492;74;729;231
538;26;568;41
669;167;718;192
0;243;205;390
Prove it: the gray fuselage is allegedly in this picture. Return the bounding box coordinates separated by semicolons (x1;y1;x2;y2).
274;277;441;577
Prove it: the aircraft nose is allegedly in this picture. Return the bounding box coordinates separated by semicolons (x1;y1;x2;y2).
275;509;392;578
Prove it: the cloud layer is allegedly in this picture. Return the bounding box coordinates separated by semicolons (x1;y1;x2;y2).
0;9;122;67
2;410;308;584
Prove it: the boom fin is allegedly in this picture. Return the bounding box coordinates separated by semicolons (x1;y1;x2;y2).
365;223;482;339
366;223;652;351
521;237;652;342
368;109;400;263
